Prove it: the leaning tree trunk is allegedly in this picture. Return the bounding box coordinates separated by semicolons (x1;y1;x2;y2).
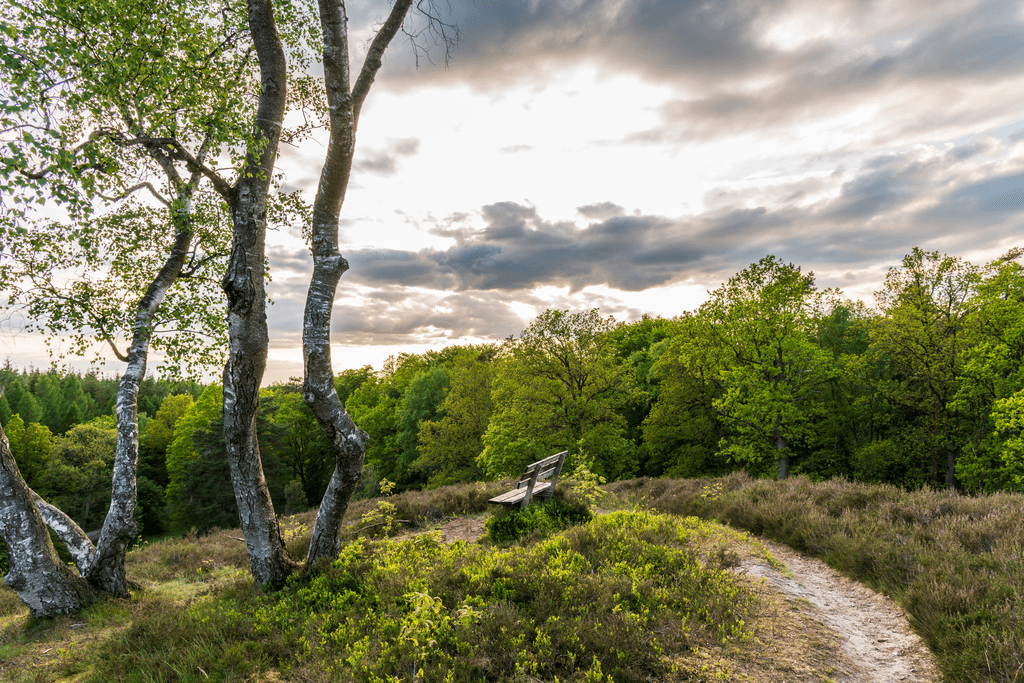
87;219;195;596
32;492;94;574
0;195;197;612
220;0;296;588
0;421;96;618
303;0;412;567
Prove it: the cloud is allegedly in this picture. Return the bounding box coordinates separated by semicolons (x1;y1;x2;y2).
342;201;772;292
262;137;1024;357
335;138;1024;297
330;289;530;345
378;0;793;90
577;201;626;219
353;137;421;175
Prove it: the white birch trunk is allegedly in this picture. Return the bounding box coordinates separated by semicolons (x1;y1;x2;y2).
0;422;96;618
87;221;195;595
303;0;413;567
220;0;297;588
32;492;94;574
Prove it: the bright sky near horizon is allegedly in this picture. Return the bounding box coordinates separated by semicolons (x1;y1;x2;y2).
4;0;1024;383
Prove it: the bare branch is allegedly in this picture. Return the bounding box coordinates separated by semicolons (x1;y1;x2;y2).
402;0;459;69
179;250;229;278
104;337;129;363
114;134;232;198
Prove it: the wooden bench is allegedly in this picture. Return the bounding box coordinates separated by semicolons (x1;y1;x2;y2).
488;451;568;509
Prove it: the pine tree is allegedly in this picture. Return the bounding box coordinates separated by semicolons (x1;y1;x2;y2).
60;374;88;433
3;380;27;418
33;373;65;433
16;392;43;425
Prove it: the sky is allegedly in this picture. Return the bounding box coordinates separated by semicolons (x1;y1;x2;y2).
5;0;1024;382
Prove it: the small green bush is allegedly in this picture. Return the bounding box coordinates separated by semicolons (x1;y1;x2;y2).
485;496;591;544
96;510;760;683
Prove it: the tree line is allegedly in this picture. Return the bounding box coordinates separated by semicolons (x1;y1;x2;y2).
335;247;1024;498
6;245;1021;557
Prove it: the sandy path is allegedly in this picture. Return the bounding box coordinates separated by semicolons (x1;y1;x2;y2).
740;538;939;683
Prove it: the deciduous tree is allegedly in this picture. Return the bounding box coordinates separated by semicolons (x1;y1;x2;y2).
0;0;281;605
479;309;637;481
299;0;458;569
870;247;978;488
689;256;837;479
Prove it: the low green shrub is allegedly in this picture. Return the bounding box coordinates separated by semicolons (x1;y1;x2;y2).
97;510;760;683
485;496;592;544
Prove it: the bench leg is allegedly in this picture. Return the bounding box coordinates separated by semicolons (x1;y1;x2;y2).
521;468;542;509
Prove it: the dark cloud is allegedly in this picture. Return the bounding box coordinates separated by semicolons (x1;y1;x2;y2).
263;138;1024;353
353;137;421;176
333;138;1024;299
268;246;312;276
381;0;796;88
342;201;775;292
339;0;1024;157
608;0;1024;145
933;172;1024;215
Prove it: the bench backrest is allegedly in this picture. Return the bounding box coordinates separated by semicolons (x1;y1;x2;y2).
515;451;566;488
514;450;567;507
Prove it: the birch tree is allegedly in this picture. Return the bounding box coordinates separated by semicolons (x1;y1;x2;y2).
0;0;312;608
151;0;452;585
297;0;457;568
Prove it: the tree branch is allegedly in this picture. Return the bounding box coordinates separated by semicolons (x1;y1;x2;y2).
31;491;95;574
97;182;170;206
104;337;129;363
352;0;415;128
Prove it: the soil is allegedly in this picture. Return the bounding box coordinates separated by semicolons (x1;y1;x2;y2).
430;516;941;683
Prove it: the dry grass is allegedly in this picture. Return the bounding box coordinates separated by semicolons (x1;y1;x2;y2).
607;474;1024;682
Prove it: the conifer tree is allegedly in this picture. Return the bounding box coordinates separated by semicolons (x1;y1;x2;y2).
16;393;43;426
60;375;88;434
33;374;64;433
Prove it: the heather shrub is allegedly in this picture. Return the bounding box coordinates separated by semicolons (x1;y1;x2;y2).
94;510;763;683
485;495;591;544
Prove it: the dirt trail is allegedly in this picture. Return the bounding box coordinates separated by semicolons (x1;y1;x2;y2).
738;538;939;683
431;517;940;682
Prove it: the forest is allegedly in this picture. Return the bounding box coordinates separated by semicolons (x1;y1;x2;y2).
3;247;1023;543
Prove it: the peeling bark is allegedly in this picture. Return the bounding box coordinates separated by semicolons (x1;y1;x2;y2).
31;492;94;574
303;0;412;567
219;0;297;588
0;423;96;618
0;153;207;612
